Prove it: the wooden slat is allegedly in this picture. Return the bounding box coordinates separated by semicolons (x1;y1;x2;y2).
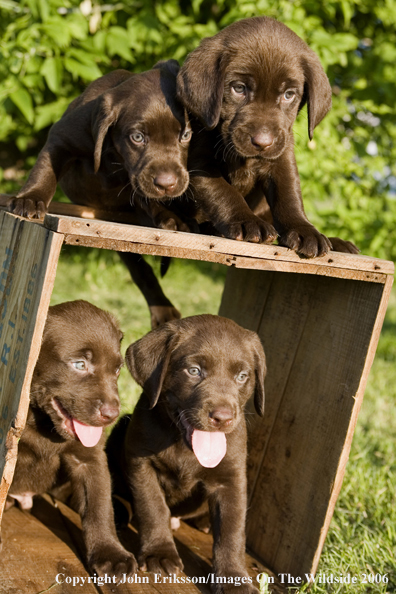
1;494;284;594
0;501;98;593
44;213;394;277
219;267;388;580
0;212;63;522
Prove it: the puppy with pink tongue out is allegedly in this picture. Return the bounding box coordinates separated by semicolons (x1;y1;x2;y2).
5;300;136;580
106;314;266;594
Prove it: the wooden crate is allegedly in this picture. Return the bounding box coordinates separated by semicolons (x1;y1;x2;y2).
0;207;393;589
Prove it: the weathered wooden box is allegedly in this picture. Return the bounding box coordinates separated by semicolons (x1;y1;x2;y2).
0;207;393;591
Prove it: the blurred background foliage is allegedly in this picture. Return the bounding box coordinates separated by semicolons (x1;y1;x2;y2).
0;0;395;260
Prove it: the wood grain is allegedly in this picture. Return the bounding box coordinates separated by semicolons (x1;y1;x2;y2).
219;267;387;580
43;212;394;277
0;212;63;523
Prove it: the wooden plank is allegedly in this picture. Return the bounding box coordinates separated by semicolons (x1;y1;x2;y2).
60;232;389;285
0;500;98;593
309;273;394;574
0;211;63;522
220;268;386;579
44;213;394;276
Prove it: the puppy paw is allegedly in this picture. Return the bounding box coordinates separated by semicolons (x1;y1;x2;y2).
6;196;47;220
139;542;183;575
149;305;181;329
328;236;359;254
279;226;332;258
89;544;137;580
221;217;277;244
154;210;191;233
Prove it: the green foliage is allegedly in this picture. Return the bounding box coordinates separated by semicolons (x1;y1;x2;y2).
0;0;395;260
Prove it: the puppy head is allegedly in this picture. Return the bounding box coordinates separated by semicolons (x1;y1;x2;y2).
30;300;123;446
177;16;331;156
125;315;265;464
92;60;192;199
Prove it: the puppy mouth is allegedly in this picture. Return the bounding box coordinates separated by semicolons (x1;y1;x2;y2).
51;398;103;448
178;411;227;469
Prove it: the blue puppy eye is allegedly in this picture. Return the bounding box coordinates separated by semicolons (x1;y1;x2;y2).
232;83;247;95
188;367;201;376
236;371;248;382
181;129;192;142
283;90;295;101
73;360;87;371
130;132;144;144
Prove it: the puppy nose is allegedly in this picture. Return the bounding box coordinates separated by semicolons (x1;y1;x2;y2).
209;407;234;428
154;173;177;192
251;131;274;150
99;403;119;423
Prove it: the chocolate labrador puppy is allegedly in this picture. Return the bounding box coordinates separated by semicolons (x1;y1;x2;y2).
177;16;358;257
1;60;192;327
106;315;266;594
4;300;136;579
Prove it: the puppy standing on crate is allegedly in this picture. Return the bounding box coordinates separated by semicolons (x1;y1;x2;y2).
176;16;358;257
0;60;193;328
106;314;266;594
2;300;136;580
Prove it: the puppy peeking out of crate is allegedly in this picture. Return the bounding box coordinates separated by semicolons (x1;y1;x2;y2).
106;314;266;594
2;300;137;580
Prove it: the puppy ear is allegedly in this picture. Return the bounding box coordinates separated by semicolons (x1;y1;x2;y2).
153;59;180;77
91;94;119;173
301;50;332;140
250;334;266;417
177;38;228;129
125;324;178;409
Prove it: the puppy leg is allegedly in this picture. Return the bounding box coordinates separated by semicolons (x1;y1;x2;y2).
209;470;258;594
64;449;137;580
192;175;277;244
128;459;183;575
118;252;181;328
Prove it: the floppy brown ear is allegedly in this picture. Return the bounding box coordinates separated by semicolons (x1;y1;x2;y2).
91;94;119;173
125;323;178;409
251;334;266;417
301;50;332;140
177;37;229;129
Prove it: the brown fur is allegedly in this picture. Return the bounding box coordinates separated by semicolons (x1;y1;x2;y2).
106;315;266;594
177;16;358;257
1;60;192;327
5;300;136;578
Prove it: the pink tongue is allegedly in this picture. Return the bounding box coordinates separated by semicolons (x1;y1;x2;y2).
72;419;103;447
191;429;227;468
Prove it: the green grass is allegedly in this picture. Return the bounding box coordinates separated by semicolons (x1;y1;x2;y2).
50;248;396;592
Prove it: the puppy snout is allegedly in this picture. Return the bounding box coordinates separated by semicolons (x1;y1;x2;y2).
154;172;178;192
251;131;274;150
209;407;234;429
99;402;120;423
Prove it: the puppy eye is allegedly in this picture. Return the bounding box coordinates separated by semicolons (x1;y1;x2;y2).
236;371;248;383
231;83;247;96
130;131;145;144
187;367;201;377
180;129;192;143
283;90;295;101
73;360;87;371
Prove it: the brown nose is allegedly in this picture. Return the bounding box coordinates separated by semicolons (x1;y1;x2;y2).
154;173;177;192
251;132;274;150
209;407;234;429
99;403;119;423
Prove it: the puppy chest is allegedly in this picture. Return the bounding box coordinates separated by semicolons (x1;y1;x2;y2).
10;445;61;495
153;458;203;507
